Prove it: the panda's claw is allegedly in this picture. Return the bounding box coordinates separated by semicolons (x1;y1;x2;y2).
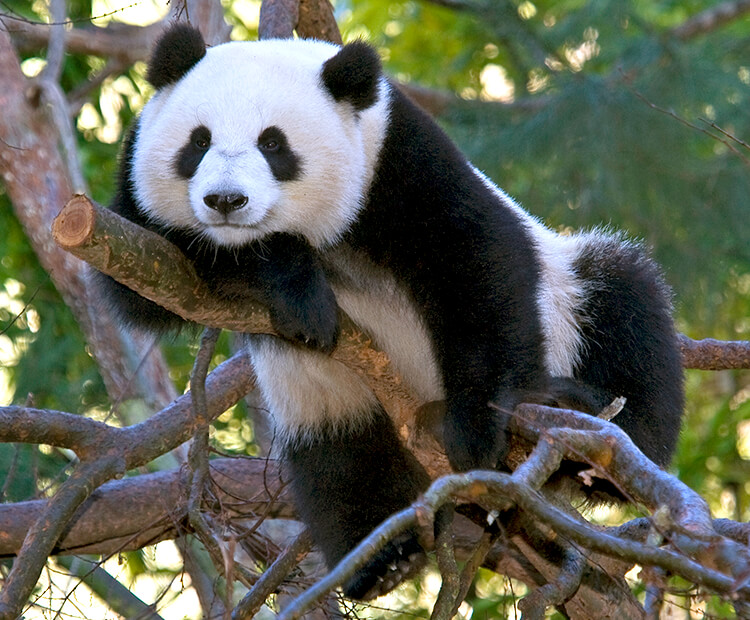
268;296;339;353
341;531;426;601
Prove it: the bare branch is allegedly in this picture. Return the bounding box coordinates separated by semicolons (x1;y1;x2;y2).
4;18;162;63
679;334;750;370
430;504;460;620
672;0;750;40
297;0;341;44
259;0;299;40
0;350;255;619
0;456;293;558
187;328;233;594
233;529;314;619
278;468;750;620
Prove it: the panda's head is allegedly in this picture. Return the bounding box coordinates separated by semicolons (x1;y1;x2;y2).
132;24;389;248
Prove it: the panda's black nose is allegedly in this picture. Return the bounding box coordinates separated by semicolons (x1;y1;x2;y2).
203;193;248;215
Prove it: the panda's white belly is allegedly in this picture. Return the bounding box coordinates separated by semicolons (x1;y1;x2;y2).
245;247;443;440
323;247;444;404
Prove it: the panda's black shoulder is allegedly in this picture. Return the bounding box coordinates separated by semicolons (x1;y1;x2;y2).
111;123;149;227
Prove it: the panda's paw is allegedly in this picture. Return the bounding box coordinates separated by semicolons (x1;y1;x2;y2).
342;531;426;601
443;409;508;472
269;290;339;353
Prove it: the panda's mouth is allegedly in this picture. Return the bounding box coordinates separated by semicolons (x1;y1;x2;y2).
202;220;269;246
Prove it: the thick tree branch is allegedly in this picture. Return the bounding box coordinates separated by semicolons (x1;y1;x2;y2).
49;193;750;616
0;456;292;558
4;18;162;63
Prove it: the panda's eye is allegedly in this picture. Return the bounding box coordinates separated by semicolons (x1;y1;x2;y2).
188;126;211;152
260;139;279;152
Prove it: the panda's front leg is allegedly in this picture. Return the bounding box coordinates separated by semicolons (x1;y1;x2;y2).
248;335;430;600
193;232;339;352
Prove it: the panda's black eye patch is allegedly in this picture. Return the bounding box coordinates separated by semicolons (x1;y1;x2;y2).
175;125;211;179
257;126;301;182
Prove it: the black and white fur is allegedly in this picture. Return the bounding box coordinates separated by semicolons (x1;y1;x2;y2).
97;24;684;600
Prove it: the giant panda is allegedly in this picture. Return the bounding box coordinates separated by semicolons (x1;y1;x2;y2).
96;23;684;601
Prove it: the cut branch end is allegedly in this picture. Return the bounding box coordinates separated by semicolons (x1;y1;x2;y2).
52;194;96;248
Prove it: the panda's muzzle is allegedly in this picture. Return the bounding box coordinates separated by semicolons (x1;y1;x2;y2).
203;192;248;216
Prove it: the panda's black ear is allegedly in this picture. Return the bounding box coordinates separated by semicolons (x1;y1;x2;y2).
147;24;206;90
321;41;381;111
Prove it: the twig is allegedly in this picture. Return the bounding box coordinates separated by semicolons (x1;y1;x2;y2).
232;528;313;619
699;117;750;152
517;544;585;619
430;504;460;620
187;328;226;597
629;86;750;168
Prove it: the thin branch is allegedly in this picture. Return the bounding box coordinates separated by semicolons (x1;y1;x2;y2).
430;504;460;620
5;18;163;63
39;0;65;83
187;328;229;599
517;545;585;619
629;86;750;168
699;117;750;152
233;529;313;619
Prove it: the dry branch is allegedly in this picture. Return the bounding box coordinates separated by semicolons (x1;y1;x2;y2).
0;456;292;558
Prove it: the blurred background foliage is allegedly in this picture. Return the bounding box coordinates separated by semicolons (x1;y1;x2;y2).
1;0;749;616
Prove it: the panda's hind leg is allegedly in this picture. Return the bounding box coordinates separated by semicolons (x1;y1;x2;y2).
283;409;429;600
247;335;430;600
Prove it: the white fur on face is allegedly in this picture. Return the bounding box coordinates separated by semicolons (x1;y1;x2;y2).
132;39;390;248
